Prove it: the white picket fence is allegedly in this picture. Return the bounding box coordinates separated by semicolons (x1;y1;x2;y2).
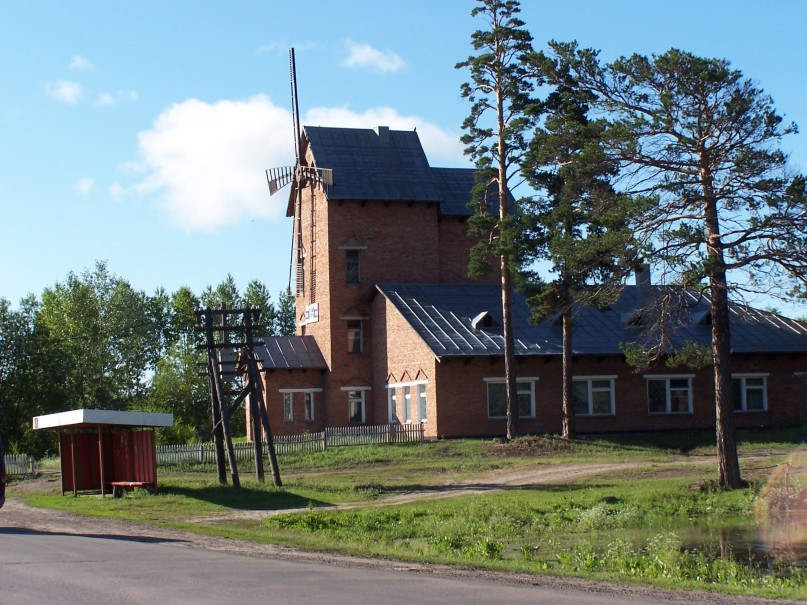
3;454;36;476
156;423;424;468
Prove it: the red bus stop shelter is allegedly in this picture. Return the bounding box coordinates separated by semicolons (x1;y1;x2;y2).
33;409;173;497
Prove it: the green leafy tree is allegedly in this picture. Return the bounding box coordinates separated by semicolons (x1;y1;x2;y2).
274;287;296;336
456;0;541;440
245;280;276;334
0;296;64;456
144;339;209;443
552;43;807;487
170;286;200;342
200;274;242;310
522;72;640;439
38;262;159;411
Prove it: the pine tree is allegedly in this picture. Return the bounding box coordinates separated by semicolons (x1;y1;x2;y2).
457;0;541;440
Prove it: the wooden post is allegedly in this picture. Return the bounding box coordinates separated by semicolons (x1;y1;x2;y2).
70;432;77;497
98;425;106;496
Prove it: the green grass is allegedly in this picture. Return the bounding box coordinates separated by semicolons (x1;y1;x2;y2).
14;431;807;600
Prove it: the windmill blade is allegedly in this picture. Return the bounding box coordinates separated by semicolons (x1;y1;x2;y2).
266;166;294;196
299;166;334;187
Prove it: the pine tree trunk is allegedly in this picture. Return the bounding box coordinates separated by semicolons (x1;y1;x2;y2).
502;255;518;441
710;269;742;488
561;305;576;439
702;162;742;488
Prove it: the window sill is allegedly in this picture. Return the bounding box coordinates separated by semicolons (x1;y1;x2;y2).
647;411;693;416
576;413;616;418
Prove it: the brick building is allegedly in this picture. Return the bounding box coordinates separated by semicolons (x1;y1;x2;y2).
254;125;807;439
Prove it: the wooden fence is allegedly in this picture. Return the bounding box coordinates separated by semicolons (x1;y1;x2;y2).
156;423;425;468
3;454;36;476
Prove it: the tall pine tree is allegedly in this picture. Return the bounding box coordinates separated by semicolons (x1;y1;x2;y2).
457;0;541;440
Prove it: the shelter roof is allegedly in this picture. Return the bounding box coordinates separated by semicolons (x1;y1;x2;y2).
33;409;173;430
255;335;327;370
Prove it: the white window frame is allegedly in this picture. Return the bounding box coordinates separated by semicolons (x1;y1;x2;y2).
484;377;537;419
417;383;427;423
402;385;412;423
387;387;397;423
732;373;768;412
279;388;322;422
645;375;694;415
572;376;616;416
304;392;315;421
343;386;370;424
282;392;293;422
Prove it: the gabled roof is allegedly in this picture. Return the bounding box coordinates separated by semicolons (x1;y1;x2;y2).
376;283;807;359
255;335;327;370
299;126;481;217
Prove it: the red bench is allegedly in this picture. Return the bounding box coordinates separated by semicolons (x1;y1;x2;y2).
109;481;153;498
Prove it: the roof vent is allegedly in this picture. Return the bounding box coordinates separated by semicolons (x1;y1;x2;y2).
471;311;499;330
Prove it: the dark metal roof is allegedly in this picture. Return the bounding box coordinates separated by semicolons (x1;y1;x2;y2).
302;126;484;217
255;336;327;370
376;283;807;359
430;167;476;216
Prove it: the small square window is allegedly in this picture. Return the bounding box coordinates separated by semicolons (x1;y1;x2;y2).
733;376;767;412
647;377;692;414
487;380;535;419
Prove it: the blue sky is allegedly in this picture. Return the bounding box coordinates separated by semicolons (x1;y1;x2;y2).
2;1;806;317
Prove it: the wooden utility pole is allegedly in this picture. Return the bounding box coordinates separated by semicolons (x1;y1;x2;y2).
196;306;282;489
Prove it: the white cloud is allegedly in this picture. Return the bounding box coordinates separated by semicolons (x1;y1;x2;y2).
74;177;94;196
45;80;83;104
341;40;406;73
133;95;294;232
131;96;464;233
69;55;95;71
96;90;139;106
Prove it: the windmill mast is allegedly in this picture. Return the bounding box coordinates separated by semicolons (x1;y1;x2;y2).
290;48;304;297
290;48;301;166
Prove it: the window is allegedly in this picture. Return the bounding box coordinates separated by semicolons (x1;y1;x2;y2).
417;384;427;423
733;374;767;412
283;392;293;422
346;249;361;283
304;392;315;421
646;376;692;414
403;386;411;423
572;377;615;416
486;379;536;419
347;320;363;354
348;390;366;424
387;388;397;423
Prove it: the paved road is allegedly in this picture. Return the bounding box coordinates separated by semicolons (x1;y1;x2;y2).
0;526;680;605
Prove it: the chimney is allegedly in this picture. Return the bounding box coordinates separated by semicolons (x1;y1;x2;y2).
635;264;651;305
376;125;390;144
